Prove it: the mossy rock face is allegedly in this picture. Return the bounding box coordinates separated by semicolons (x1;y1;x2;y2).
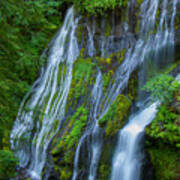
98;94;131;137
66;53;97;111
96;49;126;73
50;55;97;179
127;70;139;101
47;5;143;178
97;137;117;180
51;106;89;179
96;49;127;93
97;94;132;179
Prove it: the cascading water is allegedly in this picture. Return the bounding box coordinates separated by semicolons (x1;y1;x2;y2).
10;7;79;179
72;0;178;179
72;71;104;180
110;69;180;180
110;102;159;180
110;1;178;180
10;0;179;180
71;15;133;180
87;72;103;180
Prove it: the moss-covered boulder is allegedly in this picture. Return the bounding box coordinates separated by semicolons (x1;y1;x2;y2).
98;94;131;137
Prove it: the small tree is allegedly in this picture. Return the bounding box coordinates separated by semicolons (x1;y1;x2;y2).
143;74;179;104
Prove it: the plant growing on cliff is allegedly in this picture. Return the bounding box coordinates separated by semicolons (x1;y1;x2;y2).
143;74;179;104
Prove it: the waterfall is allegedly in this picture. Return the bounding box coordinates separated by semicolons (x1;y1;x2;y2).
110;68;180;180
10;0;178;180
110;102;159;180
72;71;103;180
10;7;79;179
110;0;178;180
72;0;178;179
87;72;103;180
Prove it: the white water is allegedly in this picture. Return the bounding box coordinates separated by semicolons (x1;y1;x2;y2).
10;7;79;179
72;71;104;180
110;1;178;179
10;0;178;179
87;72;103;180
102;0;178;112
110;102;159;180
72;0;178;179
110;70;180;180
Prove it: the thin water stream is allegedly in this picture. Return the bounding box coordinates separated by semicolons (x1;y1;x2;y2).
10;0;178;180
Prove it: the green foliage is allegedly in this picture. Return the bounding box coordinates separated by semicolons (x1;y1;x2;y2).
146;105;180;148
51;106;89;179
73;0;128;15
128;71;138;101
98;164;111;180
52;106;89;155
143;74;179;104
0;150;18;179
67;55;96;108
60;167;72;180
0;0;64;149
98;94;131;137
64;107;88;149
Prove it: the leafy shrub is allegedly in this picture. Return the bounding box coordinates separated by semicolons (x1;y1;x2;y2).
146;105;180;148
143;74;179;104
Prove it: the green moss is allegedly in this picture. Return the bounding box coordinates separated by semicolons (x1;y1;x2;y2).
175;7;180;30
95;49;126;93
127;71;138;101
102;71;113;93
97;137;117;180
51;106;89;179
96;49;126;73
64;107;88;149
105;22;111;37
137;0;144;5
116;48;126;64
52;106;88;155
60;167;72;180
77;25;85;45
67;54;97;109
98;164;111;180
98;94;131;137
